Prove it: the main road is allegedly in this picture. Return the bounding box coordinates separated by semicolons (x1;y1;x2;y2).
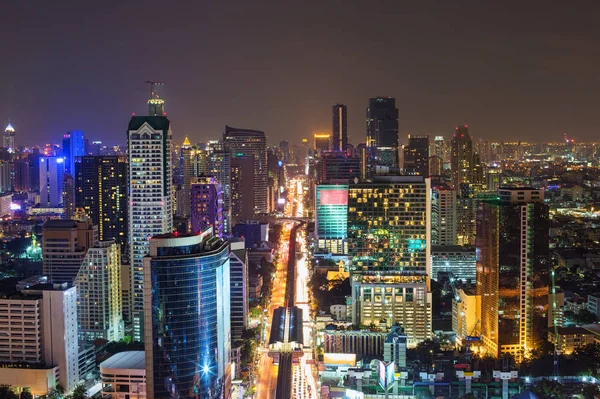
254;176;317;399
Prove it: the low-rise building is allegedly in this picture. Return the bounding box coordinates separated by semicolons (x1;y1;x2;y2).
100;351;146;399
548;326;596;355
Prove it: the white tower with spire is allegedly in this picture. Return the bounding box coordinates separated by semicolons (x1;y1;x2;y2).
4;122;15;151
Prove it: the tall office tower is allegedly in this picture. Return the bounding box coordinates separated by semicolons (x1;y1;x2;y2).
39;156;65;207
13;158;30;192
190;177;224;237
74;239;124;342
332;104;348;152
456;184;476;246
207;150;232;234
223;125;267;214
476;188;549;360
403;135;429;176
315;184;348;254
486;166;502;191
431;183;457;246
0;161;11;193
318;151;360;184
62;131;85;175
180;138;194;219
472;152;484;185
144;230;231;399
0;284;79;391
127;114;173;342
314;133;331;154
4;122;15;151
75;156;128;259
28;151;41;191
348;176;432;346
229;238;249;342
431;135;447;162
230;155;255;226
450;125;473;189
428;155;443;177
42;219;97;283
279;140;290;163
62;173;75;219
266;148;280;212
366;97;399;169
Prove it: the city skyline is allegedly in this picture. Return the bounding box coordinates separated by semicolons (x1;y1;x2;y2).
3;2;600;146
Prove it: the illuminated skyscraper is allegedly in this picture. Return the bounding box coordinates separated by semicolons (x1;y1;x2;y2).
476;188;549;360
332;104;348;152
75;156;128;259
366;97;399;169
206;149;232;233
431;183;457;246
4;122;15;151
315;184;348;254
223;126;267;214
127;114;173;341
230;155;254;226
403;135;429;176
314;133;331;154
62;131;85;175
348;176;432;345
144;231;231;399
450;125;473;189
39;156;65;207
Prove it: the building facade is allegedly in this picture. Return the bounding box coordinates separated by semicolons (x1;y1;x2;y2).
315;184;348;255
127;115;173;341
62;131;85;175
190;178;224;237
476;188;549;359
332;104;348;152
450;125;473;189
143;231;231;399
403;135;429;176
74;239;124;342
39;156;65;207
75;156;128;259
229;239;248;342
223;125;267;215
366;97;399;169
348;176;432;345
431;184;457;246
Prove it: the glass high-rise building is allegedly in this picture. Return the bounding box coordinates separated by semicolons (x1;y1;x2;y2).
63;131;85;175
75;156;128;259
348;176;432;346
476;188;549;360
144;231;231;399
127;115;173;342
315;184;349;255
223;125;267;215
332;104;348;152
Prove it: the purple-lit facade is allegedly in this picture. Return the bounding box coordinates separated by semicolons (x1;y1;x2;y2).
191;178;224;237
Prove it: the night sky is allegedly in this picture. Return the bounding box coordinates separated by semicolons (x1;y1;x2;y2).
3;1;600;146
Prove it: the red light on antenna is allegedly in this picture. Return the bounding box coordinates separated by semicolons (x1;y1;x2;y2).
132;112;136;116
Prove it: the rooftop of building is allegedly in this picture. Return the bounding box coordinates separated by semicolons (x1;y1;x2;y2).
128;115;170;131
553;326;590;335
224;125;265;136
100;351;145;370
42;219;79;229
431;245;476;254
582;324;600;336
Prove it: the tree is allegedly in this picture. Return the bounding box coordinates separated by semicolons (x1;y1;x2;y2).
69;383;87;399
582;384;599;399
0;386;17;399
19;389;32;399
530;379;565;399
459;394;476;399
46;385;65;399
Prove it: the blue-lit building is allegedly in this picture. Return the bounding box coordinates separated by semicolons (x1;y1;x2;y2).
143;229;231;399
63;131;85;175
315;184;348;254
39;156;65;207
